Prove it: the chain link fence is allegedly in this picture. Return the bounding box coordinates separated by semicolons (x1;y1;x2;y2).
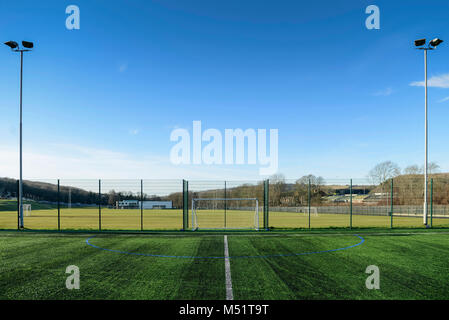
187;180;264;230
1;176;448;231
431;177;449;228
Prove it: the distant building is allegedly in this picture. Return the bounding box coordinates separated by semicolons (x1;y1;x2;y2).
335;187;371;196
116;200;172;209
141;201;172;209
116;200;139;208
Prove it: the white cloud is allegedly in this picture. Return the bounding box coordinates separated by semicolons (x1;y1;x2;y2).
373;87;393;96
410;73;449;88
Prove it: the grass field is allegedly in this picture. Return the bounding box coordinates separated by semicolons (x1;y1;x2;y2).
1;230;449;299
1;204;448;230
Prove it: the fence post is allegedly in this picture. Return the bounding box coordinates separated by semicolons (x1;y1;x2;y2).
264;179;269;230
350;179;353;229
182;180;189;230
224;181;227;229
17;180;20;230
57;179;60;231
98;179;102;231
430;178;433;228
390;178;394;229
182;179;185;230
308;179;311;229
141;179;143;231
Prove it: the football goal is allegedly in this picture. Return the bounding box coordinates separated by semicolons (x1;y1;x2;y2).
296;206;318;216
23;204;32;217
192;198;259;231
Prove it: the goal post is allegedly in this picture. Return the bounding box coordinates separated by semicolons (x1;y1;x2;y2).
192;198;259;231
296;207;318;216
23;204;31;217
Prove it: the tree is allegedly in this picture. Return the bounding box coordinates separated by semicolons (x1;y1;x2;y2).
296;174;325;186
107;190;119;207
404;162;440;175
270;173;285;184
368;161;401;185
269;173;286;206
404;165;421;175
428;162;441;174
294;174;325;205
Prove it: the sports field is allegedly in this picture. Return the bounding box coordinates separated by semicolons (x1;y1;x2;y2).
1;230;449;300
2;206;448;230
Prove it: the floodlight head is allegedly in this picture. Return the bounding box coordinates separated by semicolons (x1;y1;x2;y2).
4;41;19;49
429;38;443;47
414;38;426;47
22;41;33;49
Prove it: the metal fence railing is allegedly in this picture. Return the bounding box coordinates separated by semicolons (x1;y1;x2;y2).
0;176;448;231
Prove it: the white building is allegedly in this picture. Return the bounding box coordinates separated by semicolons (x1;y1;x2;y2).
116;200;172;209
116;200;139;208
141;201;172;209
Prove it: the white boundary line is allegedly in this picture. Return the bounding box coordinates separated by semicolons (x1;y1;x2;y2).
224;235;234;300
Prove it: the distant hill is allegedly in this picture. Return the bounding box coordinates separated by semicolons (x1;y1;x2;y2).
0;178;175;207
372;173;449;205
0;177;100;205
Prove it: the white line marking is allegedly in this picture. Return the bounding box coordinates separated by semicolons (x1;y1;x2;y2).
224;235;233;300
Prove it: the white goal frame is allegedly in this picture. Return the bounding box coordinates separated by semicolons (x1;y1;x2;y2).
192;198;259;231
23;204;32;217
296;207;318;216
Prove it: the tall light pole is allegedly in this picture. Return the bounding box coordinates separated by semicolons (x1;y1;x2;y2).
414;38;443;226
4;40;34;229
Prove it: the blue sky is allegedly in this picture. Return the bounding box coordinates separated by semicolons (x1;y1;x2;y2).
1;0;449;180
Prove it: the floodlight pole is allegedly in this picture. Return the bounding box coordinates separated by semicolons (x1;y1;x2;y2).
423;48;428;226
5;41;33;229
17;49;29;228
415;38;443;226
17;50;23;228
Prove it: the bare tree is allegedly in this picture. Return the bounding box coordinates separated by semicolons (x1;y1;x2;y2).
296;174;325;186
404;165;422;175
404;162;440;175
269;173;286;206
417;162;441;174
368;161;401;185
294;174;325;205
428;162;441;174
270;173;285;184
107;190;119;207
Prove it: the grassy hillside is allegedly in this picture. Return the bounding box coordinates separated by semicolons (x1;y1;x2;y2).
0;199;57;211
0;177;99;205
372;173;449;205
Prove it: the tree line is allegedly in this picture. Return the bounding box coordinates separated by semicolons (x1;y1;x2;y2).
0;178;161;207
1;160;447;208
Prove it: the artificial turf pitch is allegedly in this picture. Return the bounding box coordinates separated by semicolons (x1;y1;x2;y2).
2;208;448;230
1;230;449;300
